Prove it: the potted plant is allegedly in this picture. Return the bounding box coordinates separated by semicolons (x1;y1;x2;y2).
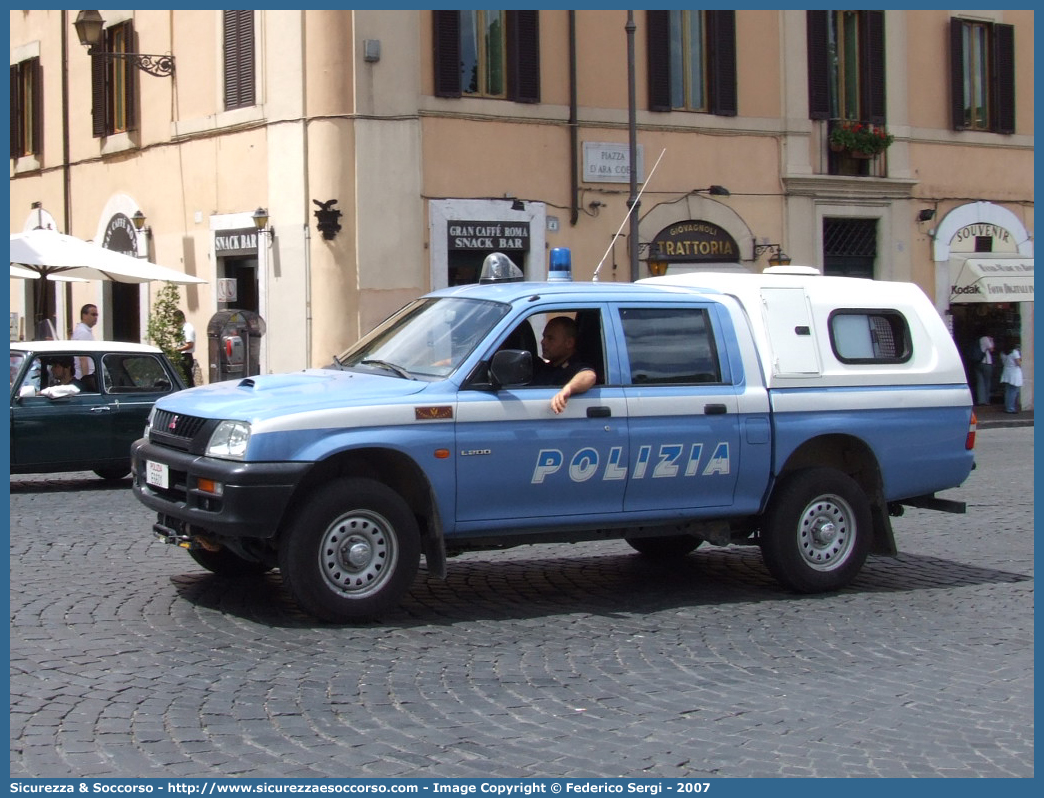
829;120;894;158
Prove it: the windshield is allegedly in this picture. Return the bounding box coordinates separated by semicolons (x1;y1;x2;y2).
334;297;510;379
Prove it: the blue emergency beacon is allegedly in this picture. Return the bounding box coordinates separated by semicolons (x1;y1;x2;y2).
548;247;572;282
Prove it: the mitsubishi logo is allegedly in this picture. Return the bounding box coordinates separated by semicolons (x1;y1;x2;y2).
168;415;179;432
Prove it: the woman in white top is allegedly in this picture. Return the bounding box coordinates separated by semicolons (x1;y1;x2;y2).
999;337;1023;414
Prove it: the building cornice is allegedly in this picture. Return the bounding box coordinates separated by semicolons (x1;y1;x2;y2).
783;174;918;202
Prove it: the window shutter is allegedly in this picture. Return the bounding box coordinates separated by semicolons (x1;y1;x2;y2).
949;18;966;130
861;10;886;125
91;50;107;138
507;10;540;103
224;11;255;110
125;25;138;132
10;66;21;158
31;58;43;155
707;10;737;116
993;23;1015;134
806;10;830;119
646;10;670;112
433;10;461;98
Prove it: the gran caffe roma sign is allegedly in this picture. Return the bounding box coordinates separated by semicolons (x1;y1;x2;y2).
650;221;739;264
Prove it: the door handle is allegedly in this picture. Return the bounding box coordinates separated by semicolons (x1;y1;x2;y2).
90;406;113;413
587;406;612;418
704;404;727;415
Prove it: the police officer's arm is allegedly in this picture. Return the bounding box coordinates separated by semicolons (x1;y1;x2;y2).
550;367;597;414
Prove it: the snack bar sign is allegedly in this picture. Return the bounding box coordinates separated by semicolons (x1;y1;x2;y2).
448;221;531;251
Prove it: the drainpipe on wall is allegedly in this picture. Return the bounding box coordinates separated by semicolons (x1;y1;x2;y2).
61;11;73;334
569;11;579;227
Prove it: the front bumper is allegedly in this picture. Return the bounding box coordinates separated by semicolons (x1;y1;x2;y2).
131;438;312;539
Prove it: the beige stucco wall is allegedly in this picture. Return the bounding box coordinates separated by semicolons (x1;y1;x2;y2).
10;9;1033;402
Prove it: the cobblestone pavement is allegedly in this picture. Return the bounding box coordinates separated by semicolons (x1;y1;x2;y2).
9;427;1033;779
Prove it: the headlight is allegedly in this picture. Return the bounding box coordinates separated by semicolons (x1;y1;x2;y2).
206;420;251;460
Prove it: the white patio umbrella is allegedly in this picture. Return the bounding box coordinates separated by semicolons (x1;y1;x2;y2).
10;228;206;284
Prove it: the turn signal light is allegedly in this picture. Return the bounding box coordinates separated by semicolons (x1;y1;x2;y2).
966;411;977;450
196;478;223;495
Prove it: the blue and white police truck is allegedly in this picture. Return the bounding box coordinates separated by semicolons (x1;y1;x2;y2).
131;256;977;622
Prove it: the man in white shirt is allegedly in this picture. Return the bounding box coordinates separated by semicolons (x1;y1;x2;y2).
174;309;196;387
72;304;98;391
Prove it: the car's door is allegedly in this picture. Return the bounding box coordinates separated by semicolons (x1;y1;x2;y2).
100;352;181;461
453;305;629;526
615;303;743;512
10;353;114;469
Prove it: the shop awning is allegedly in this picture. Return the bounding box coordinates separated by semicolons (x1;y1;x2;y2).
949;256;1033;303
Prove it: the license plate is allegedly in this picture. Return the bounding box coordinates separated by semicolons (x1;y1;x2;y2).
146;460;169;489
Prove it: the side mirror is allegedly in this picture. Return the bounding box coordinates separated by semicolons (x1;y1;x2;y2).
18;385;37;398
489;349;533;389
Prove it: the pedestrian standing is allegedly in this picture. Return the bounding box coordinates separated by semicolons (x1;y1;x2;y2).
999;337;1023;414
72;303;98;391
974;332;995;405
174;309;196;388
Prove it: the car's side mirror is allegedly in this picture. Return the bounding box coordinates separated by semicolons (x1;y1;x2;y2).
490;349;533;389
18;385;37;399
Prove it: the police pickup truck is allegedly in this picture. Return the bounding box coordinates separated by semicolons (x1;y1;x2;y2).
131;258;976;622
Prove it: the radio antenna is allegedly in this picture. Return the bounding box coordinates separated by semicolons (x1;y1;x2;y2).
592;147;666;282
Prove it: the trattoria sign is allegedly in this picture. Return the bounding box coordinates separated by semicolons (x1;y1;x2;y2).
649;221;739;263
448;221;530;251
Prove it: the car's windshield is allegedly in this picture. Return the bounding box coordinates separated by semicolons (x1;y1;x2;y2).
334;297;510;379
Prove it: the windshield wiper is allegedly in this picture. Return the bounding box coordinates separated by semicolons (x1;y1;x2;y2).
360;359;413;379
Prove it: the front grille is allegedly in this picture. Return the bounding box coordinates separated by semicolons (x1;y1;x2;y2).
150;410;217;453
153;409;206;439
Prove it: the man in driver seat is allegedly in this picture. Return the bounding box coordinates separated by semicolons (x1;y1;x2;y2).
531;316;596;414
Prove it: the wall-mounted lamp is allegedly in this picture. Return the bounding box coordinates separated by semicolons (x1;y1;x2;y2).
74;10;175;77
753;243;792;267
131;210;152;237
511;199;526;212
647;260;669;277
917;208;936;222
252;207;273;238
312;199;342;240
694;185;731;197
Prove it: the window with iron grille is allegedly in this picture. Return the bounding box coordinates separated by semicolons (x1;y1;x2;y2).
646;10;736;115
823;218;877;279
950;18;1015;133
10;57;42;159
224;10;255;111
91;22;136;137
433;10;540;103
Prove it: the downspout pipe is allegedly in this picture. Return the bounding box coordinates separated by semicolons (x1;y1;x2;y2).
61;11;73;333
569;11;579;227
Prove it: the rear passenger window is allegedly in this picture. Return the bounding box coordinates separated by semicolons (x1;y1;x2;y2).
102;354;173;393
829;310;912;363
620;307;722;385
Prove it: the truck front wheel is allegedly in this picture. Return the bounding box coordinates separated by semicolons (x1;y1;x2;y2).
760;468;871;593
278;478;420;622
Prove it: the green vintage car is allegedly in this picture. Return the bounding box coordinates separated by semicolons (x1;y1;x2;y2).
10;340;186;480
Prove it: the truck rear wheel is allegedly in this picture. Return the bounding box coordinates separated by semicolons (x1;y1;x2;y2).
278;478;420;622
760;468;871;593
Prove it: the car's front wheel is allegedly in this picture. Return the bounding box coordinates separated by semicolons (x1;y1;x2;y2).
278;478;421;622
94;466;130;481
760;467;872;593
